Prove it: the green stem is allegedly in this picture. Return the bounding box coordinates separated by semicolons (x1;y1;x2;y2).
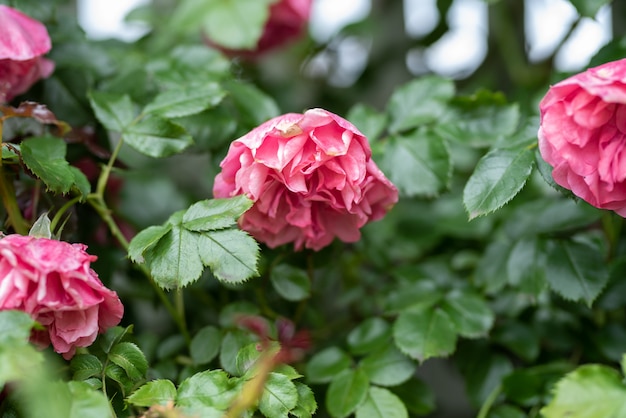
0;166;28;235
477;384;501;418
50;196;82;234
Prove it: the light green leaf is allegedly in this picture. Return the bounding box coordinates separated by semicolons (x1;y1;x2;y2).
270;264;311;301
387;76;455;133
326;368;370;418
223;80;280;126
70;354;103;381
143;83;226;118
291;382;318;418
128;224;173;263
346;103;388;141
259;372;299;418
381;131;451;197
28;213;52;239
123;115;193;158
21;136;90;197
541;365;626;418
393;308;457;362
176;370;236;411
355;386;408;418
569;0;610;17
144;224;204;289
359;346;415;387
347;318;391;356
88;91;136;132
441;290;494;338
197;229;259;284
108;342;148;381
190;325;222;365
182;196;253;232
305;347;353;384
0;310;36;344
127;379;177;407
545;239;609;306
220;330;257;376
463;147;535;219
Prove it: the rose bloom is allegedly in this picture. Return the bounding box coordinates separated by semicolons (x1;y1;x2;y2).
0;5;55;103
538;59;626;216
213;108;399;251
0;234;124;359
205;0;312;57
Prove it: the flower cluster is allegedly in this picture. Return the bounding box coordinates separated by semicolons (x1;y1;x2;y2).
539;58;626;216
0;235;123;359
213;108;398;251
0;5;54;103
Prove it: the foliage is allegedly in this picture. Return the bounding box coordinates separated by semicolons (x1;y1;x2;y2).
1;0;626;417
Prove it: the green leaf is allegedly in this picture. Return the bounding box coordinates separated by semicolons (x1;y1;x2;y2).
347;318;391;356
259;372;299;418
359;345;415;387
123;115;193;158
0;310;36;344
270;264;311;301
127;379;177;407
70;354;103;381
99;325;134;354
21;136;90;197
128;224;173;263
381;131;451;197
506;237;547;295
459;351;513;406
29;213;53;239
171;0;274;49
326;368;370;418
144;224;204;289
387;76;455;133
569;0;610;17
545;239;609;306
393;308;457;362
176;370;236;411
493;322;540;362
88;91;136;132
143;83;226;118
441;290;494;338
474;239;514;294
104;363;134;395
197;229;259;284
182;196;253;232
463;147;535;219
489;404;527;418
541;365;626;418
223;80;280;127
390;378;435;416
346;103;388;141
291;382;318;418
190;325;222;365
355;386;408;418
108;342;148;381
305;347;353;384
220;330;257;376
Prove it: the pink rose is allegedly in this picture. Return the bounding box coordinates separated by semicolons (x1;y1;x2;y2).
538;58;626;216
0;235;124;359
0;5;55;103
205;0;312;57
213;108;399;251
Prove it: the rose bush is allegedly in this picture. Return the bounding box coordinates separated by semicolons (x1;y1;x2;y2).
0;5;54;103
213;108;398;251
538;58;626;216
0;234;123;359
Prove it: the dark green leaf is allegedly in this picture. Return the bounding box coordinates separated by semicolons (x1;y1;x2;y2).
457;347;513;406
104;363;134;395
441;290;494;338
545;239;609;306
390;378;435;416
128;224;173;264
182;196;253;232
143;83;225;118
474;239;514;294
21;136;89;196
305;347;353;384
387;76;455;133
347;318;391;356
259;372;299;418
70;354;103;381
88;91;136;132
355;386;408;418
359;345;415;387
541;365;626;418
190;326;222;365
108;342;148;381
393;308;457;362
506;237;547;295
270;264;311;302
197;229;259;284
99;325;134;354
463;147;535;219
489;404;527;418
493;322;540;362
123;115;193;158
127;379;177;407
326;368;370;418
569;0;610;17
381;131;451;197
